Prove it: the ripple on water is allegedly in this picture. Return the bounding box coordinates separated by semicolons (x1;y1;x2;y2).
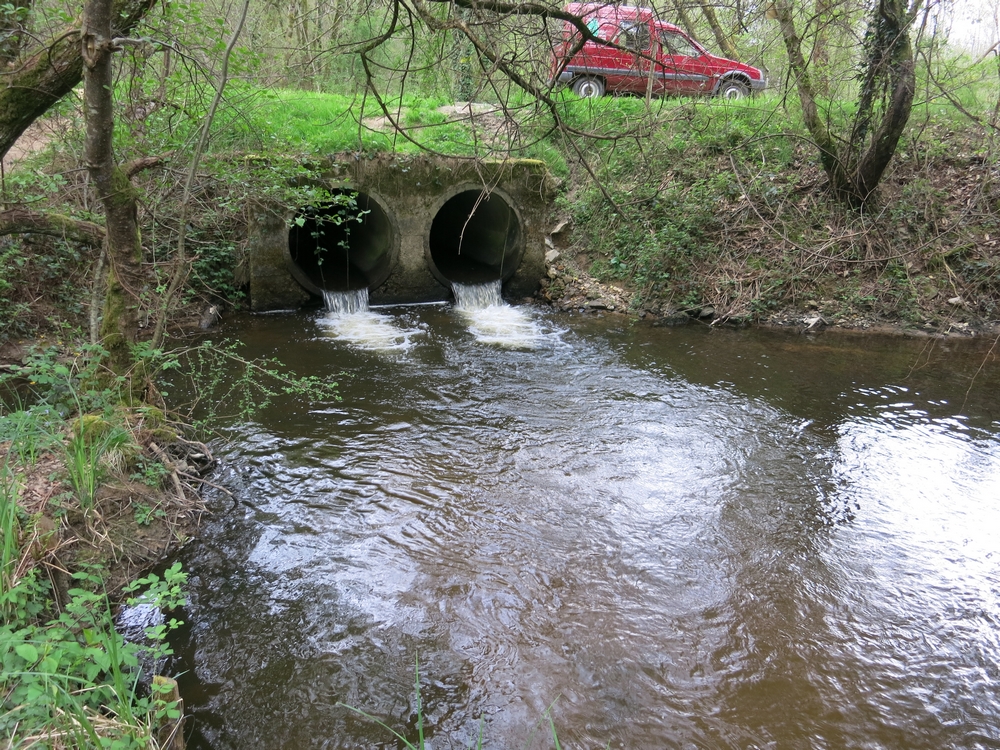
177;314;1000;750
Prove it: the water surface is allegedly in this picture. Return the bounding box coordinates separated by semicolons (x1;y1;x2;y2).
176;304;1000;749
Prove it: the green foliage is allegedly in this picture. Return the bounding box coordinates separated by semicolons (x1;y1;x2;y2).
0;237;90;340
0;344;119;417
130;457;168;489
0;403;61;467
0;562;187;747
171;339;340;425
64;415;132;510
133;501;166;526
1;170;68;206
187;236;244;304
2;404;189;746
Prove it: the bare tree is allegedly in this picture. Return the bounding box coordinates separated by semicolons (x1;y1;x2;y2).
774;0;916;206
699;0;740;58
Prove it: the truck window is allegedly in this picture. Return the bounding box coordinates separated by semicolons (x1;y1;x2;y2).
565;18;611;42
618;22;651;52
661;30;700;57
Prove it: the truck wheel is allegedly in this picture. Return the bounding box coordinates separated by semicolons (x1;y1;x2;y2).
718;79;750;100
572;77;605;98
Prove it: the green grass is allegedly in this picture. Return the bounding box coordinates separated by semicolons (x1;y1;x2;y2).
0;562;187;748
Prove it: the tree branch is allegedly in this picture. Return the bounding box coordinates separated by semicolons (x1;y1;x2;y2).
0;208;105;245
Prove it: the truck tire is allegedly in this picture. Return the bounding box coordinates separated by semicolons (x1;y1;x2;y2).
717;79;750;100
572;76;605;98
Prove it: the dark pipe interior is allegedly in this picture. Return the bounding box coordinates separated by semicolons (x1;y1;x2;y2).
429;190;522;284
288;191;392;292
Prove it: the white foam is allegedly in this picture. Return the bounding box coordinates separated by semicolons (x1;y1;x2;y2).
452;281;541;349
319;289;421;352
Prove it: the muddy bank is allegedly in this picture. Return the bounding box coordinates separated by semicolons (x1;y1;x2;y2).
535;228;1000;339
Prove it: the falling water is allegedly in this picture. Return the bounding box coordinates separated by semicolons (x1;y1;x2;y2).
318;288;419;352
452;280;541;348
322;288;370;314
452;279;504;310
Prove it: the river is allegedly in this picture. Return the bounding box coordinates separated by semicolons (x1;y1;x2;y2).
174;298;1000;749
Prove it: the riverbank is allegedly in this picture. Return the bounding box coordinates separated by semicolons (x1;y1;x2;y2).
0;351;211;745
538;108;1000;339
536;241;1000;338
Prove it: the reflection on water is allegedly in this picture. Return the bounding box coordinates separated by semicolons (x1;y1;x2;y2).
176;310;1000;750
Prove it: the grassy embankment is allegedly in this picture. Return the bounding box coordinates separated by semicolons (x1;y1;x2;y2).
0;348;195;746
4;79;998;340
0;341;341;745
225;83;1000;334
545;83;1000;334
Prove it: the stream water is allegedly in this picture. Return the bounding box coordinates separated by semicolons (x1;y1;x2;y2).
175;298;1000;749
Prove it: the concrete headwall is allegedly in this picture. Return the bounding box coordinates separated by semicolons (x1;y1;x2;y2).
247;154;557;310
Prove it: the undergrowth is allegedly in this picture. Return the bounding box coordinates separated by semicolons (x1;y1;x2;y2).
0;340;339;747
558;93;1000;328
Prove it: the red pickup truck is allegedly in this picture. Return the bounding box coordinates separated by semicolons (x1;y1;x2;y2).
552;3;765;99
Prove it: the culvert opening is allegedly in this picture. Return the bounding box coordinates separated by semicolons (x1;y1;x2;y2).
429;190;522;285
288;191;394;293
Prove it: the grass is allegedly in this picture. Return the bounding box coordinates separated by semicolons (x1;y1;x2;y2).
0;348;195;747
207;87;495;157
63;414;133;511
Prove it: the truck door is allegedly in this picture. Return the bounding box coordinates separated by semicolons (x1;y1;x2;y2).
610;20;653;94
657;29;712;94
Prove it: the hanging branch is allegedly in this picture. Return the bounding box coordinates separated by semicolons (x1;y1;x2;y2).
151;0;251;348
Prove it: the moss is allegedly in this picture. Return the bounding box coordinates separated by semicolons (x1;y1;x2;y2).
71;414;112;441
110;166;139;208
148;427;179;444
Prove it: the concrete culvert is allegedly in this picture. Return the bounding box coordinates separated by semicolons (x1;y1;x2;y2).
287;191;394;293
428;189;523;285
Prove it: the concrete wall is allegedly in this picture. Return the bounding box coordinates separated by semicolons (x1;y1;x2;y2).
248;154;557;310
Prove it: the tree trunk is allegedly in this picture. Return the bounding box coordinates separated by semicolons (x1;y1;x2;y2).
670;0;701;44
0;0;157;161
773;0;913;207
810;0;834;97
0;208;105;244
83;0;144;385
845;0;915;202
773;0;838;177
699;1;739;58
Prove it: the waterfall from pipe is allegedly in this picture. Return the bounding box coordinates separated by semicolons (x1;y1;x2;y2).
452;280;540;349
319;288;418;352
322;288;369;314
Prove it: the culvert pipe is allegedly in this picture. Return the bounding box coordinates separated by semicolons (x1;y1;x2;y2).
428;188;523;286
287;190;396;293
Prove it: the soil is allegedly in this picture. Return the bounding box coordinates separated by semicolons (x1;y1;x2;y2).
1;411;212;604
534;222;1000;339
